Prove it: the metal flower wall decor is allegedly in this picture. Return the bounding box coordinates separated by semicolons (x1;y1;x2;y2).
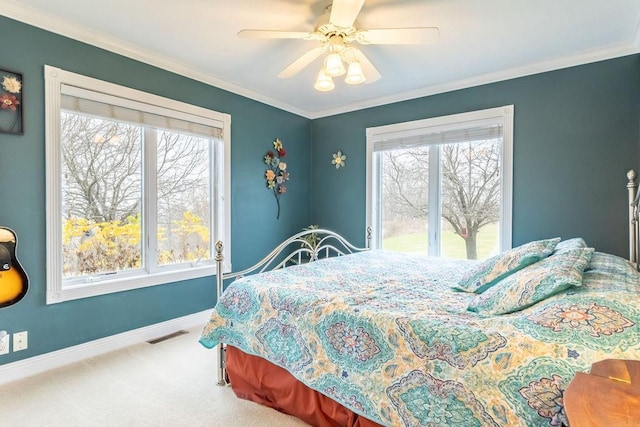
264;138;290;219
0;69;23;135
332;150;347;169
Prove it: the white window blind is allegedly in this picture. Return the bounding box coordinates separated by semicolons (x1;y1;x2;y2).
61;84;223;139
372;120;503;152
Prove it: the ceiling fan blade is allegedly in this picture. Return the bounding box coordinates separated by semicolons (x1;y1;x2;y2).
356;27;440;45
278;46;327;78
352;49;381;84
330;0;365;28
238;30;321;40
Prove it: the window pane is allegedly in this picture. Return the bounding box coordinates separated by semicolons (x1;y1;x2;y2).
61;112;143;279
157;130;211;266
440;140;501;260
380;147;429;254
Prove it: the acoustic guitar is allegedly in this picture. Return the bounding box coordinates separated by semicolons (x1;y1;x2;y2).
0;227;28;308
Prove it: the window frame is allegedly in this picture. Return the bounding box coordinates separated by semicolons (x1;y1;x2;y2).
365;105;514;255
44;65;231;304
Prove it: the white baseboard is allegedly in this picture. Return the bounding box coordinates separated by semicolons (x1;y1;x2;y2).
0;309;212;386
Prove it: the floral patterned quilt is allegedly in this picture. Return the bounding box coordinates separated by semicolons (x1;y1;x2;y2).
199;250;640;426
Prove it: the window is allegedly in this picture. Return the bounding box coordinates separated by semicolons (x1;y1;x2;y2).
45;66;231;304
366;106;513;260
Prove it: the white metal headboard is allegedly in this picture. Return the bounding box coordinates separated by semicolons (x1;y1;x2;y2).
628;169;639;268
212;227;371;385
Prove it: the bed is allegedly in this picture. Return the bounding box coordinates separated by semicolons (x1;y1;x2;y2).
199;171;640;427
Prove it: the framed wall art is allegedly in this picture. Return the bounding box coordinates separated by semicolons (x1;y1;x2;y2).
0;68;23;135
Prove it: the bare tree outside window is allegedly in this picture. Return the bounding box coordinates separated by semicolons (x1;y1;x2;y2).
61;111;212;278
380;139;501;260
156;130;211;266
381;147;429;253
61;113;143;277
441;141;500;259
61;113;142;223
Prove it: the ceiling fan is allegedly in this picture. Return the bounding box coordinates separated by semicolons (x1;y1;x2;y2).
238;0;439;91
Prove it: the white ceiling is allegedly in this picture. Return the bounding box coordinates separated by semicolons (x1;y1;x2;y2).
2;0;640;118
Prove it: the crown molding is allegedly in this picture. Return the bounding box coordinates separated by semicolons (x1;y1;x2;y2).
0;0;309;118
308;41;640;119
2;0;639;120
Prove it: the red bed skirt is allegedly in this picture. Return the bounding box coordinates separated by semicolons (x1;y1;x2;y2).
226;346;383;427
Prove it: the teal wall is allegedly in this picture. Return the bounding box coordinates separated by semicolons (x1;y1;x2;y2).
2;14;639;366
0;16;312;363
310;55;640;257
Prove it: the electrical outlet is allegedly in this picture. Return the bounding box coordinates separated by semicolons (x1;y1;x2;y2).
13;331;27;352
0;331;9;355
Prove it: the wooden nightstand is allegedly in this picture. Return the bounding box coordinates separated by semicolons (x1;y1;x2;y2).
564;359;640;426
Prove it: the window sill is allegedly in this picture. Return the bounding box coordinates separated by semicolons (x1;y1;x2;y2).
46;264;221;304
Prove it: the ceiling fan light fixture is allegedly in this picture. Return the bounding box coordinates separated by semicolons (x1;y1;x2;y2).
328;34;347;53
324;53;346;77
345;60;366;84
239;0;441;91
314;69;335;91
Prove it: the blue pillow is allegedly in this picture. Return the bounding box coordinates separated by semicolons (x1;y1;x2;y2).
553;238;587;254
453;238;560;293
468;248;594;315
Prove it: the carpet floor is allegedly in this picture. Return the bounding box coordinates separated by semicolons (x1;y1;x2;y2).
0;327;309;427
